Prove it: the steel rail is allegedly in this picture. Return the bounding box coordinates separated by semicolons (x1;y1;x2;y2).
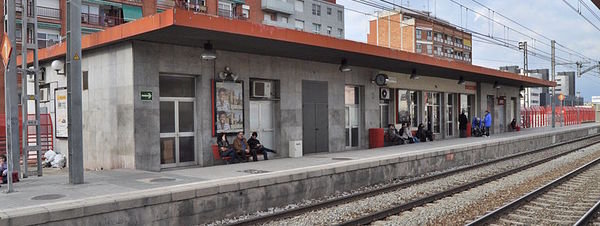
574;198;600;226
229;134;600;226
467;154;600;225
337;136;600;226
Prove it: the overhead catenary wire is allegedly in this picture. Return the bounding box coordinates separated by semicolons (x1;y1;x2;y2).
455;0;598;63
562;0;600;33
344;0;596;76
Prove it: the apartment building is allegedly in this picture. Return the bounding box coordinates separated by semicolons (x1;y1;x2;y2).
367;10;472;64
2;0;344;45
556;71;576;97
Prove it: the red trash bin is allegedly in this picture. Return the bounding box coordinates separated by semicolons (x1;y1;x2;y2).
466;122;472;137
369;128;384;149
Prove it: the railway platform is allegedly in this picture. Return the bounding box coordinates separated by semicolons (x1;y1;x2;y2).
0;123;599;225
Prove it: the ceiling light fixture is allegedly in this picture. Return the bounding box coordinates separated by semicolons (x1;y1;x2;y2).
201;41;217;60
409;69;420;80
339;59;352;72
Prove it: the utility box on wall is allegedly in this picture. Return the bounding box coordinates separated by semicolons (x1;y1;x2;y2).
289;140;302;158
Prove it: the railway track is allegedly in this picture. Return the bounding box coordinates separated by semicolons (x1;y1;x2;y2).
224;134;600;226
467;155;600;226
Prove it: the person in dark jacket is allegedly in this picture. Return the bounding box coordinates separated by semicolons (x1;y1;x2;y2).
247;132;276;161
459;110;468;138
417;123;427;142
385;124;404;145
217;133;240;163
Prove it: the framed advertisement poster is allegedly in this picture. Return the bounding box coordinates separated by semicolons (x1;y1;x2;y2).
54;87;68;138
213;80;244;135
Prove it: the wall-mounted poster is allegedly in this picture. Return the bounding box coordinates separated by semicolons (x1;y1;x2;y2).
55;87;68;138
214;80;244;135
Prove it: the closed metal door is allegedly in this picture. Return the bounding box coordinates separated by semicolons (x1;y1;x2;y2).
302;80;329;154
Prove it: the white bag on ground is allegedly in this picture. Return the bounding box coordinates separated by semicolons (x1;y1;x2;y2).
51;153;66;168
43;150;56;166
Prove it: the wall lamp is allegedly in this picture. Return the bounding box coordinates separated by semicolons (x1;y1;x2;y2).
201;41;217;60
519;85;525;92
339;59;352;72
51;60;65;75
457;76;465;85
409;69;420;80
493;81;501;89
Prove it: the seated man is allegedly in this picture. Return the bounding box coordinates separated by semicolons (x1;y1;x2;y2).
385;124;404;145
217;133;240;164
400;123;418;143
472;117;482;137
232;132;252;162
0;154;8;184
510;118;520;131
247;132;276;161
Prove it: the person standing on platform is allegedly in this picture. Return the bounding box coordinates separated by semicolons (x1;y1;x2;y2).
483;110;492;137
459;110;468;138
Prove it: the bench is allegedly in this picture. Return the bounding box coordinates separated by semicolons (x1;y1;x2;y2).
211;145;255;163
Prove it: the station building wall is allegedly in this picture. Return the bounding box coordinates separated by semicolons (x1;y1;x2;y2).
38;40;522;171
40;42;135;170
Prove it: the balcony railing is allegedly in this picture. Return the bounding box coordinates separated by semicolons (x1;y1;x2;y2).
174;1;207;13
82;13;124;27
16;2;60;20
37;6;60;19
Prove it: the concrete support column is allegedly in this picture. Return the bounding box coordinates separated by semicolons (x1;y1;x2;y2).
440;93;446;140
142;0;157;17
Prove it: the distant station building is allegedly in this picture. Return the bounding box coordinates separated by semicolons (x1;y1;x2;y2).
500;66;582;107
23;9;552;171
367;9;473;64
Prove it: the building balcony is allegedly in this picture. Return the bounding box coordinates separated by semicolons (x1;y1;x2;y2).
261;0;294;15
263;19;294;29
173;0;207;13
16;2;60;20
82;13;124;28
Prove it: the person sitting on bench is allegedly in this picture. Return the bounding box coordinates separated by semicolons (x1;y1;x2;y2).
400;122;418;143
0;154;8;184
233;132;251;162
385;124;404;145
510;118;520;131
217;133;240;163
247;132;277;161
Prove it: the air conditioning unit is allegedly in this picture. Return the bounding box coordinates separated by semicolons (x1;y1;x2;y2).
252;80;272;98
380;87;390;100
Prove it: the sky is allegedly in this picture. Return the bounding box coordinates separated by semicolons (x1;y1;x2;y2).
336;0;600;101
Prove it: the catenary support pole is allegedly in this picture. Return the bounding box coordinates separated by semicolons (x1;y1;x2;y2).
551;40;556;128
4;0;20;193
67;0;83;184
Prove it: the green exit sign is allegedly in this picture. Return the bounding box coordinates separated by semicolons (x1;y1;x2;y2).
141;91;153;101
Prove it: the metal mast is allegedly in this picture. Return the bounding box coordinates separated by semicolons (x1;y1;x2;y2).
67;0;83;184
20;0;43;178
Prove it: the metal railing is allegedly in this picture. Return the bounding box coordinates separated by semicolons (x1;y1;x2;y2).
15;3;60;20
81;13;124;27
37;6;60;19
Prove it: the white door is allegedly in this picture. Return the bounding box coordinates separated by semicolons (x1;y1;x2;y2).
250;101;274;149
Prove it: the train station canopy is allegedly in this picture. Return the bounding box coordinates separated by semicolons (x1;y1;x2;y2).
23;9;555;87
